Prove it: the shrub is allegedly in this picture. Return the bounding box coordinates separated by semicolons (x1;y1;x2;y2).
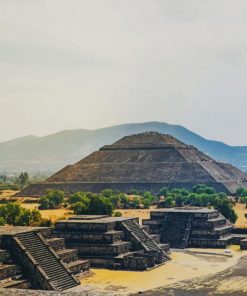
113;211;122;217
0;217;5;226
38;189;65;210
0;203;41;226
72;194;114;216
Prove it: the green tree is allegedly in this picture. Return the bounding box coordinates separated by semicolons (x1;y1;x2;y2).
163;196;174;207
39;189;65;209
0;203;41;226
142;191;155;202
88;195;114;216
0;217;5;226
128;189;139;195
236;187;247;197
118;193;129;207
16;172;29;189
39;196;50;210
72;194;114;216
142;198;151;209
158;187;168;197
113;211;122;217
101;189;115;198
69;192;89;205
132;197;141;209
72;202;88;215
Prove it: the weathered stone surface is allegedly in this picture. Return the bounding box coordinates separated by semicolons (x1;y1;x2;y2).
144;207;234;249
53;215;170;270
0;227;90;291
17;132;247;196
240;238;247;250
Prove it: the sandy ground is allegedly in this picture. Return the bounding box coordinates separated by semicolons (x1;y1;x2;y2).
136;253;247;296
117;206;155;224
0;190;19;199
233;203;247;227
80;246;247;295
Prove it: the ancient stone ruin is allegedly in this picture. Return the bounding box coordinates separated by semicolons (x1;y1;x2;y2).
18;132;247;196
53;216;170;270
143;207;247;249
0;227;89;291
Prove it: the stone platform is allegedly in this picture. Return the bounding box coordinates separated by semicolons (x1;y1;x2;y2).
143;207;235;249
0;226;89;291
53;215;170;270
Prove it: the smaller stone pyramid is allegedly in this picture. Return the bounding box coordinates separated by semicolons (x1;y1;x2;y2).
19;132;247;196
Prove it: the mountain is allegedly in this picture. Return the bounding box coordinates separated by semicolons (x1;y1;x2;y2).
19;132;247;196
0;122;246;175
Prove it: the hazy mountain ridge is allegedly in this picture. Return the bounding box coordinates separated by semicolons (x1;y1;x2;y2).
0;122;246;175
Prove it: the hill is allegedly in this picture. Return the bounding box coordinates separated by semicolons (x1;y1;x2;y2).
0;122;246;174
18;132;247;196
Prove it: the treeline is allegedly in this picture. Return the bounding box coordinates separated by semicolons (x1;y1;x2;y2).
0;172;47;191
37;185;239;223
158;184;237;223
0;203;42;226
38;189;156;216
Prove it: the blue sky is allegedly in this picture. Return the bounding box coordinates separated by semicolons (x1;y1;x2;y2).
0;0;246;145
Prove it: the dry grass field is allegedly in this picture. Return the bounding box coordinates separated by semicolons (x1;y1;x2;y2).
234;203;247;228
0;190;246;226
21;203;73;221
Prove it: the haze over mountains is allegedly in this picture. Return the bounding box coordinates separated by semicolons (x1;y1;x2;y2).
0;122;246;175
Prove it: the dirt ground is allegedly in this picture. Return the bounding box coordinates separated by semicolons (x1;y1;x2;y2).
134;253;247;296
234;203;247;227
81;247;247;295
21;203;73;221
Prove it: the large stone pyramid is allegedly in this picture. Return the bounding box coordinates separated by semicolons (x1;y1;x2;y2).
19;132;247;196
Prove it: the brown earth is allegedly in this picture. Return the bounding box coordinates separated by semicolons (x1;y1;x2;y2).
81;247;247;295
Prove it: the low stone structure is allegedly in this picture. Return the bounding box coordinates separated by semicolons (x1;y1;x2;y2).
53;216;170;271
240;238;247;250
143;207;237;248
0;227;89;291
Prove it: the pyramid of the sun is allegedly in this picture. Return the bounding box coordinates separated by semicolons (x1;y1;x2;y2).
19;132;247;196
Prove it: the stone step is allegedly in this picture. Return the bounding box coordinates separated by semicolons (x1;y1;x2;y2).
189;236;232;248
0;264;21;280
46;237;66;251
69;241;132;256
57;249;78;263
16;231;79;291
66;260;90;274
150;234;160;243
0;250;10;264
0;278;31;289
55;220;116;233
231;234;247;244
53;230;124;244
240;238;247;250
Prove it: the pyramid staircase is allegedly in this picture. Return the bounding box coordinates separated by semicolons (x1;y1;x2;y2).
12;232;79;291
181;215;193;248
121;219;170;263
0;249;30;289
144;208;234;249
54;216;170;270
